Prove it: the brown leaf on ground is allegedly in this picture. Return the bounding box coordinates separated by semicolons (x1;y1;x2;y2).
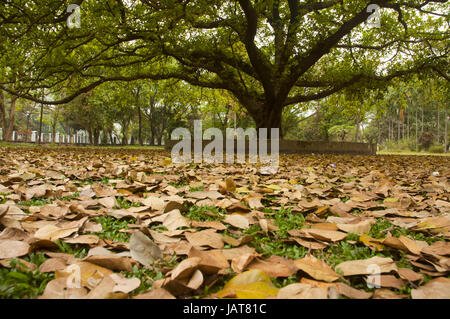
422;241;450;256
171;257;201;281
86;275;120;299
372;288;408;299
294;255;340;282
302;228;347;242
185;229;224;249
411;277;450;299
83;255;133;272
335;256;398;276
39;278;88;299
110;273;141;294
223;214;250;229
335;282;372;299
64;235;99;245
39;258;67;273
190;220;226;230
152;209;190;231
133;288;175;299
186;269;204;290
226;202;251;214
277;283;328;299
221;245;257;260
222;234;253;247
231;253;257;273
0;240;30;259
33;224;79;241
382;235;422;255
56;262;113;289
337;219;373;235
130;230;162;267
247;256;297;277
188;247;230;274
149;230;180;244
292;238;328;250
366;275;404;290
396;268;423;282
0;227;30;241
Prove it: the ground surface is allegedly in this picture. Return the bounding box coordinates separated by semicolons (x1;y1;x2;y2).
0;146;449;299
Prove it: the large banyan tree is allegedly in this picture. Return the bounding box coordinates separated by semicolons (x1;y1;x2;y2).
0;0;448;133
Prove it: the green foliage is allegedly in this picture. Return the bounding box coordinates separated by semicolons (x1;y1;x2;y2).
91;216;136;242
419;132;434;150
114;196;141;209
429;144;444;153
0;254;54;299
383;139;416;152
184;205;225;222
17;197;53;206
369;218;444;245
54;240;88;259
122;265;164;296
189;185;205;192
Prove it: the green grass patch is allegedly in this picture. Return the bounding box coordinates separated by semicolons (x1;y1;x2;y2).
18;197;53;206
60;192;80;201
184;205;225;222
91;215;136;242
377;150;450;156
114;196;142;209
0;253;54;299
238;207;309;260
189;185;205;192
54;240;88;259
369;218;445;244
169;179;189;188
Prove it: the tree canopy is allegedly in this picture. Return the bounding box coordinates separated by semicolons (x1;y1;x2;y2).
0;0;448;133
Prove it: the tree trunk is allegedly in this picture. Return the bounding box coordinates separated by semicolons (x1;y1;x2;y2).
445;108;448;153
138;106;143;146
38;96;44;144
0;92;18;142
94;129;100;146
415;107;418;151
0;91;5;140
25;114;30;142
387;116;391;141
437;108;440;144
89;128;93;145
421;104;424;136
407;109;410;140
249;103;283;138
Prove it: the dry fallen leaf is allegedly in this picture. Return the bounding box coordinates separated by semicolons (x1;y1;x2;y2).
277;283;328;299
216;269;279;299
130;230;162;268
382;235;422;255
247;256;297;277
185;229;224;249
411;277;450;299
0;240;30;259
294;255;340;282
335;256;398;276
188;247;229;274
133;288;175;299
171;257;201;281
223;214;250;229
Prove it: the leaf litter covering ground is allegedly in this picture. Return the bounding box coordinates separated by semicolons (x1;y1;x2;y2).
0;146;449;299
